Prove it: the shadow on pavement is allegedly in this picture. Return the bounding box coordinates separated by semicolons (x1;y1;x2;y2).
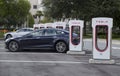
6;49;57;53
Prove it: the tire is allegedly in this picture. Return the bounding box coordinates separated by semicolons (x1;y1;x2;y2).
6;34;12;39
55;41;68;53
8;41;19;52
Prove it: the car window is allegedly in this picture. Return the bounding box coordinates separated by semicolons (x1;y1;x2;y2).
44;30;56;36
26;29;33;32
17;28;33;32
16;29;24;32
56;30;65;35
23;29;27;32
17;29;27;32
31;30;43;36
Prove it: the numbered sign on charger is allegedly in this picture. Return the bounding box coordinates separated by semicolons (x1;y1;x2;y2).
69;20;84;51
92;17;113;59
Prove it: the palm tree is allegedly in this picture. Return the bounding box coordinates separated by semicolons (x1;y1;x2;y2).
35;11;43;23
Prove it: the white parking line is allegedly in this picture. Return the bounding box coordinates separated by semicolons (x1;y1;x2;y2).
0;60;86;64
112;47;120;50
0;52;63;54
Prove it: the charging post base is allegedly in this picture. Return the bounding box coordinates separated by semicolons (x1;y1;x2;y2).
89;59;115;64
67;51;86;55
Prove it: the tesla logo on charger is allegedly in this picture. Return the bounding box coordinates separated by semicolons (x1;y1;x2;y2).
72;22;80;24
96;21;108;23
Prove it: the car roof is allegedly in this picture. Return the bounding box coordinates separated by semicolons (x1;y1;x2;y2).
33;28;68;33
39;28;67;31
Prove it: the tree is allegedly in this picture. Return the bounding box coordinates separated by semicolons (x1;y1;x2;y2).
0;0;31;29
40;17;53;23
42;0;73;20
88;0;120;28
42;0;120;34
35;11;43;23
42;0;120;20
28;13;35;27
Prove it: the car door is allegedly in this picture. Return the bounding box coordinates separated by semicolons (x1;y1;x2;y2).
15;29;26;36
38;29;57;48
17;29;30;36
21;30;44;49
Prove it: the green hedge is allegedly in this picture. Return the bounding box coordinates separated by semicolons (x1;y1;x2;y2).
0;32;4;38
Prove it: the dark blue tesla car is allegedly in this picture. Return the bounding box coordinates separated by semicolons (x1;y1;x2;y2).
5;28;70;53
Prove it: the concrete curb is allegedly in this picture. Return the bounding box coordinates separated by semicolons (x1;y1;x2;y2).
67;51;86;55
89;59;115;64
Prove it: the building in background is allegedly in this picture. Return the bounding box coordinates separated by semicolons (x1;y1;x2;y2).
28;0;42;24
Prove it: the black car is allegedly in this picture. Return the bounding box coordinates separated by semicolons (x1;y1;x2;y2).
5;28;70;53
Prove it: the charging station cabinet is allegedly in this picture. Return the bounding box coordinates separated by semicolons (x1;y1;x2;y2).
89;17;115;64
67;20;85;54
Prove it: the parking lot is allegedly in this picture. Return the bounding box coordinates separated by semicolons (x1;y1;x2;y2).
0;40;120;76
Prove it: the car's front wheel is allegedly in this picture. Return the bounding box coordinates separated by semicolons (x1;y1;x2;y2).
55;41;68;53
8;41;20;52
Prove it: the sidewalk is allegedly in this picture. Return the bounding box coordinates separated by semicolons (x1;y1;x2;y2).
112;40;120;44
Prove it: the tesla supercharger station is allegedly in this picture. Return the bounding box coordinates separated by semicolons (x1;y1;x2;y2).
89;17;115;64
67;20;85;54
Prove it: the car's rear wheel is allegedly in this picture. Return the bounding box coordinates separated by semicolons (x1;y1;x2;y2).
55;41;68;53
6;34;12;39
8;41;19;52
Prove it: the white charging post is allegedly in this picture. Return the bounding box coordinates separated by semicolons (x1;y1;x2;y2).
54;22;66;29
39;24;45;29
67;20;85;54
89;17;115;64
45;23;54;28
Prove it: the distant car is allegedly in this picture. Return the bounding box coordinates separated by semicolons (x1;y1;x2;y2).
4;28;34;39
5;28;75;53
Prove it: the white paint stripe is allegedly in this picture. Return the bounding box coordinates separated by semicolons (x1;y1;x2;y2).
0;52;62;55
0;52;89;58
112;47;120;50
0;60;86;64
116;63;120;65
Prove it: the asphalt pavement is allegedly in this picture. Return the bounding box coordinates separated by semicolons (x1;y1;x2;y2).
0;39;120;76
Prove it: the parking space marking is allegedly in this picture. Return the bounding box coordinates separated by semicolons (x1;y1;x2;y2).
0;60;86;64
112;47;120;50
0;52;63;55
